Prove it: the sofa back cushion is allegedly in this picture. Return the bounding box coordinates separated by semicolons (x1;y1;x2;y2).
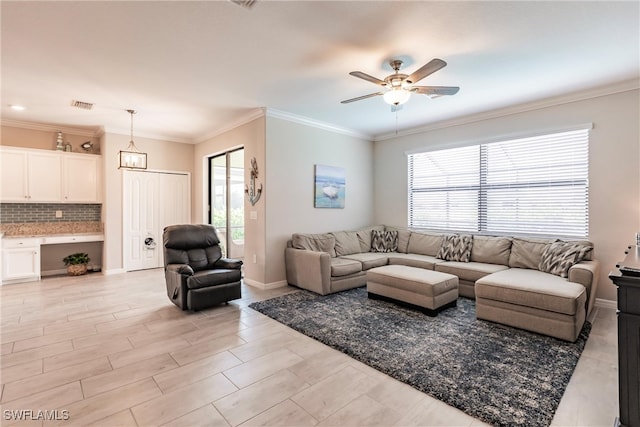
292;233;336;257
385;226;411;253
471;236;512;265
355;226;385;252
332;231;362;256
508;237;553;269
407;231;443;256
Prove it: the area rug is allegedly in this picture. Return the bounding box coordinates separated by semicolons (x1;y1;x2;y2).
249;287;591;427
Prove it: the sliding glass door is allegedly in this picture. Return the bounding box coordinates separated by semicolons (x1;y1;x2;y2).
208;148;244;259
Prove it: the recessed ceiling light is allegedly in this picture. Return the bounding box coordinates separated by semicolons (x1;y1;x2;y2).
10;105;26;111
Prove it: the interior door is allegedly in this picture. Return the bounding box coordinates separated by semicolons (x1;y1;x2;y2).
123;170;190;271
123;170;159;271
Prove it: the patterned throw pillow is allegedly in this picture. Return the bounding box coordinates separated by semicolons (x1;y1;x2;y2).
436;234;473;262
539;241;593;278
370;230;398;253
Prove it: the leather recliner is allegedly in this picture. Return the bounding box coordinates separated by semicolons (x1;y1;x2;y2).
163;224;242;311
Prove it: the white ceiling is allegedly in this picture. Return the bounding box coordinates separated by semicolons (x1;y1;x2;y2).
2;1;639;143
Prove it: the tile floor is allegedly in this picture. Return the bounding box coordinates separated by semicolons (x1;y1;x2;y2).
0;269;619;426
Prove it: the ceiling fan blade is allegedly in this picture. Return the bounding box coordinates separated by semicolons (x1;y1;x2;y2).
340;92;383;104
406;59;447;84
349;71;387;86
412;86;460;96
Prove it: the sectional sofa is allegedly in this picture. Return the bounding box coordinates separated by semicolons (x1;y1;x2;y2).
284;225;599;342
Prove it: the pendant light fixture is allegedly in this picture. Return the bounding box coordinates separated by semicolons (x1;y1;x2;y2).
118;109;147;170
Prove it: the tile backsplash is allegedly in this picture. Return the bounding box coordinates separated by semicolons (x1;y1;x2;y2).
0;203;101;223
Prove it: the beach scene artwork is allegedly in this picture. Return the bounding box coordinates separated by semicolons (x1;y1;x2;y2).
314;164;345;208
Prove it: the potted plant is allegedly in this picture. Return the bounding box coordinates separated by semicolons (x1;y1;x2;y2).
63;252;90;276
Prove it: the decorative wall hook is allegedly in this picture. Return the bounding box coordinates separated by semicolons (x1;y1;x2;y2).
245;157;263;206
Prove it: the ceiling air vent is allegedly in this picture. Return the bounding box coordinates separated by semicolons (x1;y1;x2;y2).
71;100;94;110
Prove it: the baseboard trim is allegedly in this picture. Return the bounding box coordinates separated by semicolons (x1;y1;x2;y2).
41;269;68;277
103;268;126;275
243;278;288;290
594;298;617;310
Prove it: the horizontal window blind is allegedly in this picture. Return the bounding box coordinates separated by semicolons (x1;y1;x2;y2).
408;128;589;238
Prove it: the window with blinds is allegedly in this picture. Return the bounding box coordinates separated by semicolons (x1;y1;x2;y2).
408;128;589;238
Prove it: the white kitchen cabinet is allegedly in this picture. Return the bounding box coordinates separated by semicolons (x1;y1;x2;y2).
63;154;101;202
1;238;41;283
0;147;100;203
0;149;29;201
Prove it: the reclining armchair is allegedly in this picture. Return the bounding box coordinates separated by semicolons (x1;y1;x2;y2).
163;224;242;311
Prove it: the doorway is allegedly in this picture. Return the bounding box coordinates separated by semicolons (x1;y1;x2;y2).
123;170;190;271
208;148;244;259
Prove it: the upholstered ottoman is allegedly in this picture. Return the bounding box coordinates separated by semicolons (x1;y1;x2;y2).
366;265;458;316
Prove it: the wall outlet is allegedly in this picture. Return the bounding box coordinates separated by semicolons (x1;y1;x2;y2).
252;254;257;264
55;210;63;218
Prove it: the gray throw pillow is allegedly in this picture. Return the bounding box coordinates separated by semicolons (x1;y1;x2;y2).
539;241;593;278
371;230;398;253
436;234;473;262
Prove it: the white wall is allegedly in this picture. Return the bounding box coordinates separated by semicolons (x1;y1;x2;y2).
102;133;194;273
265;116;375;286
374;89;640;302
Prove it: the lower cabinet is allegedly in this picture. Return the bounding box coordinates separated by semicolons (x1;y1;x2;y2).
1;238;41;283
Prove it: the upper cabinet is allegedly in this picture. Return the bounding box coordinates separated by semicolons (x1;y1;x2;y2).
0;147;101;203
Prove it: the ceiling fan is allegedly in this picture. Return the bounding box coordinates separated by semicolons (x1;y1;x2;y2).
341;58;459;108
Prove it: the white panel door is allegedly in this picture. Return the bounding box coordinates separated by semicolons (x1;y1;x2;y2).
123;171;190;271
158;173;190;266
123;170;159;271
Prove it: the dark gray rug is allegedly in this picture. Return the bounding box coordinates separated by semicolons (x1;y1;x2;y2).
249;287;591;427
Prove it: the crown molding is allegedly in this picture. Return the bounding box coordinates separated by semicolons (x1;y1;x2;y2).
374;78;640;141
1;119;103;138
265;108;371;140
194;108;266;144
102;125;193;144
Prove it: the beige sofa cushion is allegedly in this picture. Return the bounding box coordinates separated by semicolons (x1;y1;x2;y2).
435;261;509;283
407;231;443;256
292;233;336;257
332;231;362;257
330;258;362;277
355;226;385;252
471;236;512;265
476;268;586;316
385;226;411;253
341;253;389;270
387;253;443;270
508;237;553;269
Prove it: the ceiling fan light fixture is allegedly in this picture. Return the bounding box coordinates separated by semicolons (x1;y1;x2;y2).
383;88;411;106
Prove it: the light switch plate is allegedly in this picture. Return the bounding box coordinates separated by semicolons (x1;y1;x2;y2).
250;211;257;220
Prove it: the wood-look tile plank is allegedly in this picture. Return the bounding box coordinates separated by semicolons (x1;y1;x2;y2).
223;348;304;389
1;341;74;369
1;357;112;403
126;321;199;348
170;334;247;366
0;359;43;385
87;409;138;427
81;353;178;398
161;404;230;427
153;350;242;393
51;378;162;426
108;336;191;369
214;369;311;426
0;382;83;426
43;337;132;372
43;313;115;335
71;323;149;350
0;325;44;345
1;342;14;355
182;319;248;345
131;373;237;426
12;325;97;353
94;312;162;333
